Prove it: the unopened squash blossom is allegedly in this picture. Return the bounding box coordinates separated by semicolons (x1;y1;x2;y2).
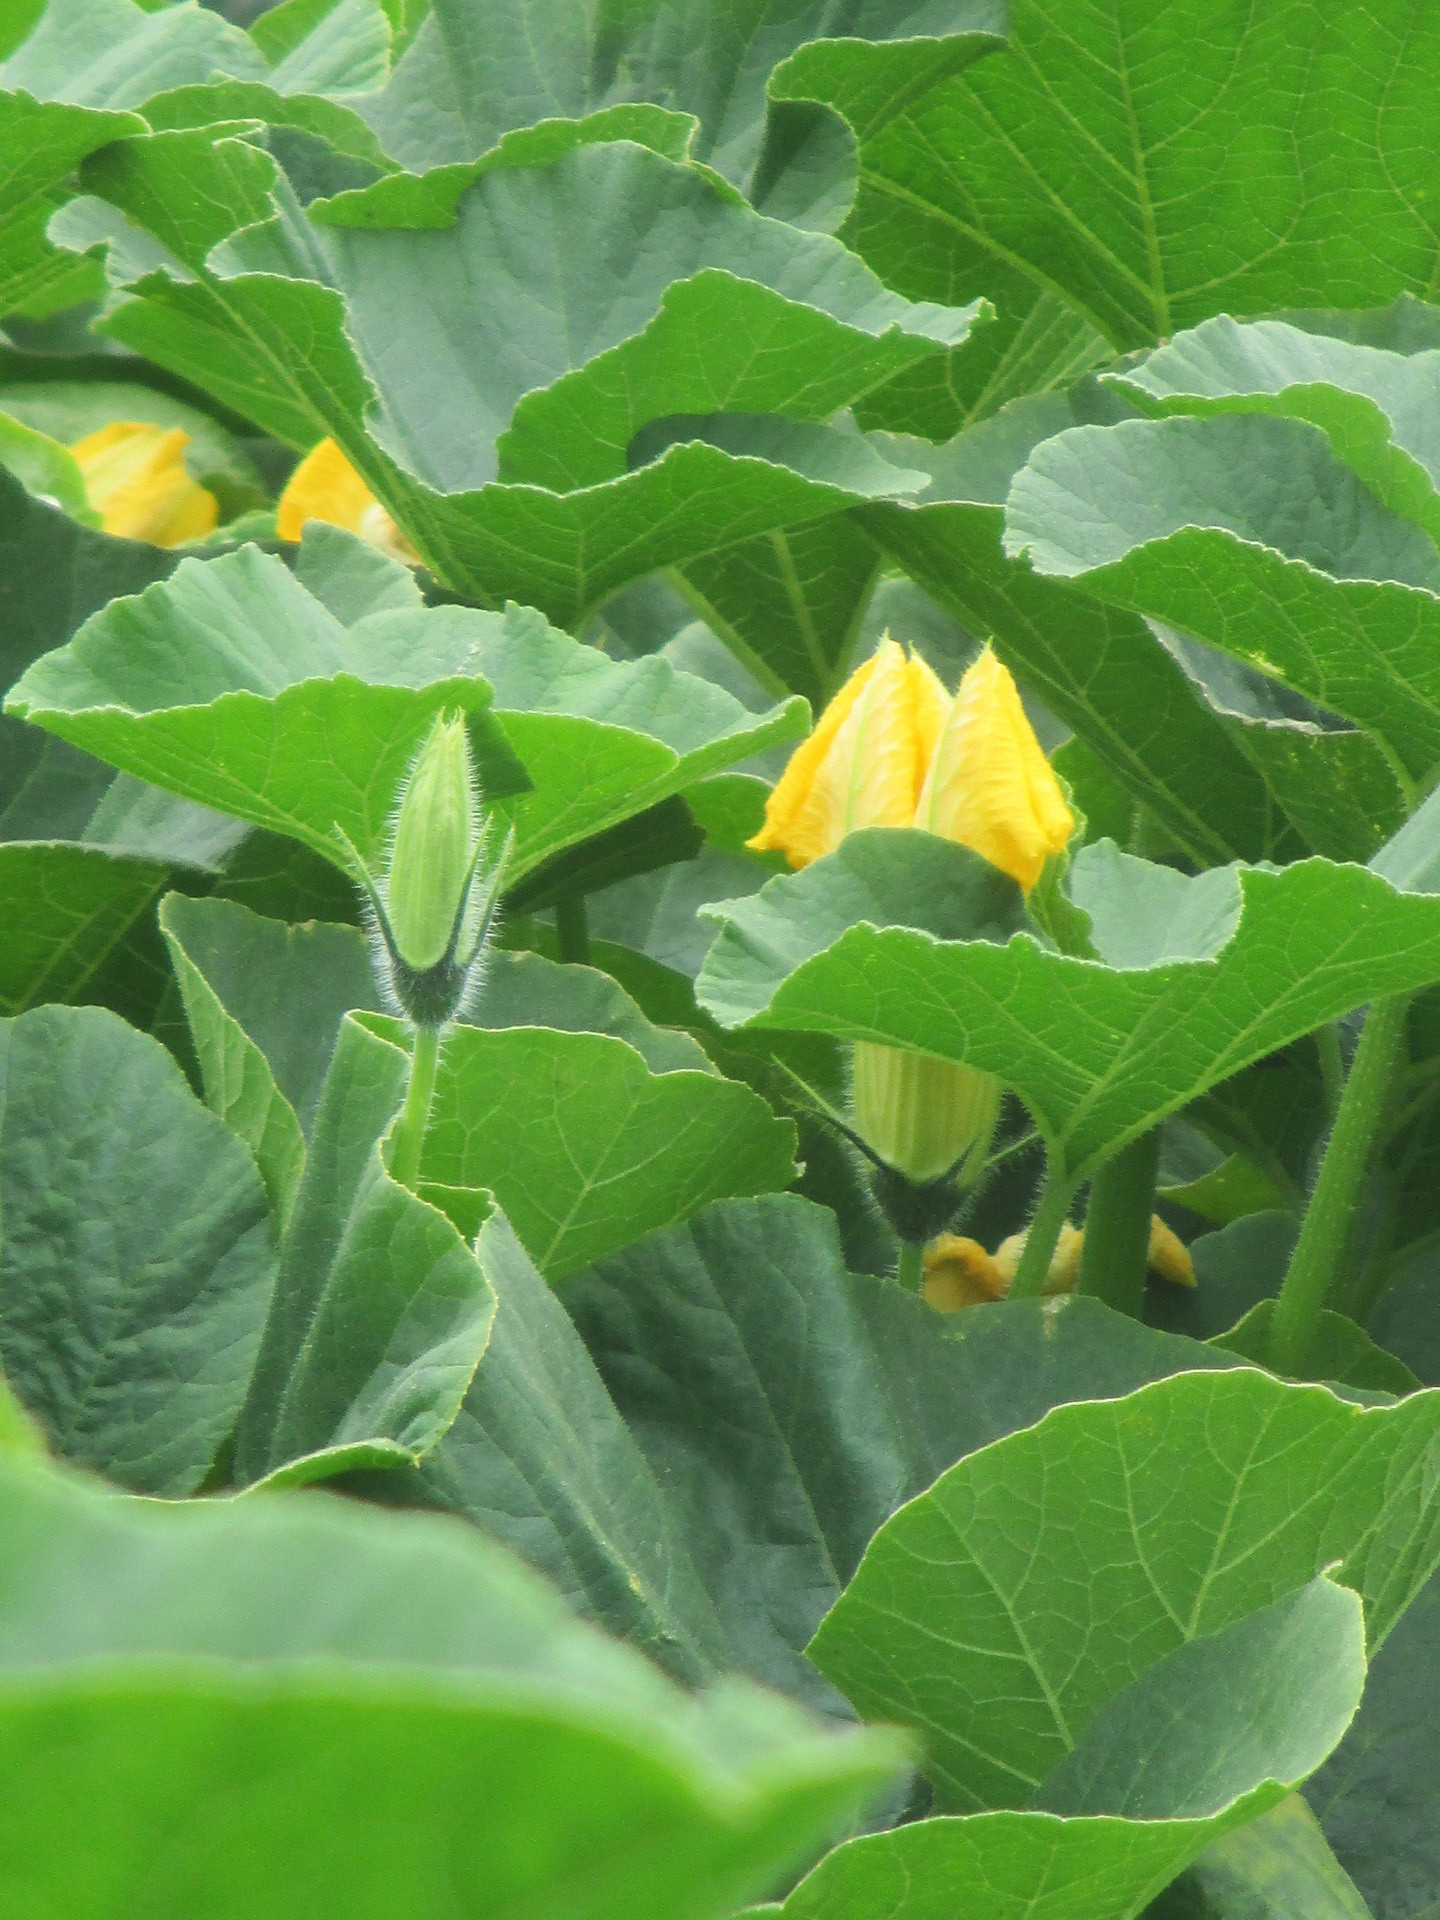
335;711;511;1030
922;1216;1195;1312
277;438;417;564
71;422;218;547
750;639;1073;1243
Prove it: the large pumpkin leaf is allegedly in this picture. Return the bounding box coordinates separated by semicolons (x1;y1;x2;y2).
0;1449;904;1920
695;832;1440;1180
862;395;1405;864
231;1014;496;1489
0;1004;274;1495
5;538;805;881
789;0;1440;357
810;1368;1440;1813
1005;409;1440;789
566;1191;1239;1705
56;125;982;620
371;1011;798;1279
744;1578;1366;1920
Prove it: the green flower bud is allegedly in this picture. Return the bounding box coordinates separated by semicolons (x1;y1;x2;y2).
851;1043;1000;1188
385;711;477;973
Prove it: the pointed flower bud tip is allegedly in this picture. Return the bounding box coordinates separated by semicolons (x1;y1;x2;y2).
916;645;1074;893
71;422;218;547
385;711;479;974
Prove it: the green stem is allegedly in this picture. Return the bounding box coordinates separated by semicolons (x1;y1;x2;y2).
1316;1023;1345;1121
896;1240;926;1294
1076;1128;1161;1318
555;894;591;966
1008;1158;1080;1300
390;1024;441;1191
1267;994;1411;1377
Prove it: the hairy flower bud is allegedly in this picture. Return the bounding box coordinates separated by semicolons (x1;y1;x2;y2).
277;437;416;563
70;422;217;547
386;712;478;973
915;645;1074;892
851;1043;1000;1190
335;711;510;1030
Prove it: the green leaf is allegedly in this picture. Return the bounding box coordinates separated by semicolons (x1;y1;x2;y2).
677;514;881;708
0;1004;274;1494
810;1367;1440;1812
5;539;804;881
762;1581;1368;1920
790;0;1440;354
0;0;262;105
566;1192;1241;1705
859;400;1307;866
1308;1562;1440;1919
0;1448;904;1920
465;947;713;1076
373;1013;797;1279
1153;1795;1375;1920
0;408;93;522
0;842;169;1016
1005;411;1440;789
0;91;138;314
66;129;983;621
696;833;1440;1180
1212;1300;1421;1398
1110;314;1440;551
159;892;379;1221
257;0;391;97
233;1012;494;1488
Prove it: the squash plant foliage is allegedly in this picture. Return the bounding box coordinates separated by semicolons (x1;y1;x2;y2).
8;0;1440;1914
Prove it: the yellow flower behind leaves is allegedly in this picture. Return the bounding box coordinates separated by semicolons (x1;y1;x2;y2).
922;1215;1196;1312
71;422;217;547
277;438;416;563
748;637;1072;891
747;638;948;868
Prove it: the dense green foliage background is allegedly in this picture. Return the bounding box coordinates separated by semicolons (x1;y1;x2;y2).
5;1;1440;1915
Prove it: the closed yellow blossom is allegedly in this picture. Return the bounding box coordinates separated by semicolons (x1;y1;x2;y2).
277;437;416;563
747;638;948;867
916;644;1074;892
71;422;217;546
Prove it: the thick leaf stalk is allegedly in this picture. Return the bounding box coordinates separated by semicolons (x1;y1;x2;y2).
1268;995;1411;1377
1076;1128;1162;1318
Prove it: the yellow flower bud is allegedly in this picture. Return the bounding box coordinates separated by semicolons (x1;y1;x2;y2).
851;1043;999;1188
70;422;217;547
915;644;1074;892
747;637;949;868
385;711;478;973
922;1235;1007;1311
1146;1216;1197;1288
277;437;416;563
986;1214;1194;1303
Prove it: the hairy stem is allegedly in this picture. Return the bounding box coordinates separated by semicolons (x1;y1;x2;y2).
1267;995;1411;1377
390;1024;441;1191
1008;1157;1079;1300
555;894;591;966
1076;1128;1161;1318
896;1240;926;1294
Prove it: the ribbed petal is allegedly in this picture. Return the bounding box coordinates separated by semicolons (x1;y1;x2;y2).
279;438;379;541
916;645;1073;892
747;651;880;865
71;423;217;547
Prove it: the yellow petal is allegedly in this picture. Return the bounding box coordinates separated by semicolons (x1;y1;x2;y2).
922;1235;1008;1310
70;422;217;547
1147;1215;1196;1288
993;1219;1084;1294
915;644;1074;892
748;637;938;867
277;437;380;541
277;439;417;563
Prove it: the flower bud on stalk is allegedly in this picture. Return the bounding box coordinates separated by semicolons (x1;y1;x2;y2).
748;638;1073;1256
335;710;510;1031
